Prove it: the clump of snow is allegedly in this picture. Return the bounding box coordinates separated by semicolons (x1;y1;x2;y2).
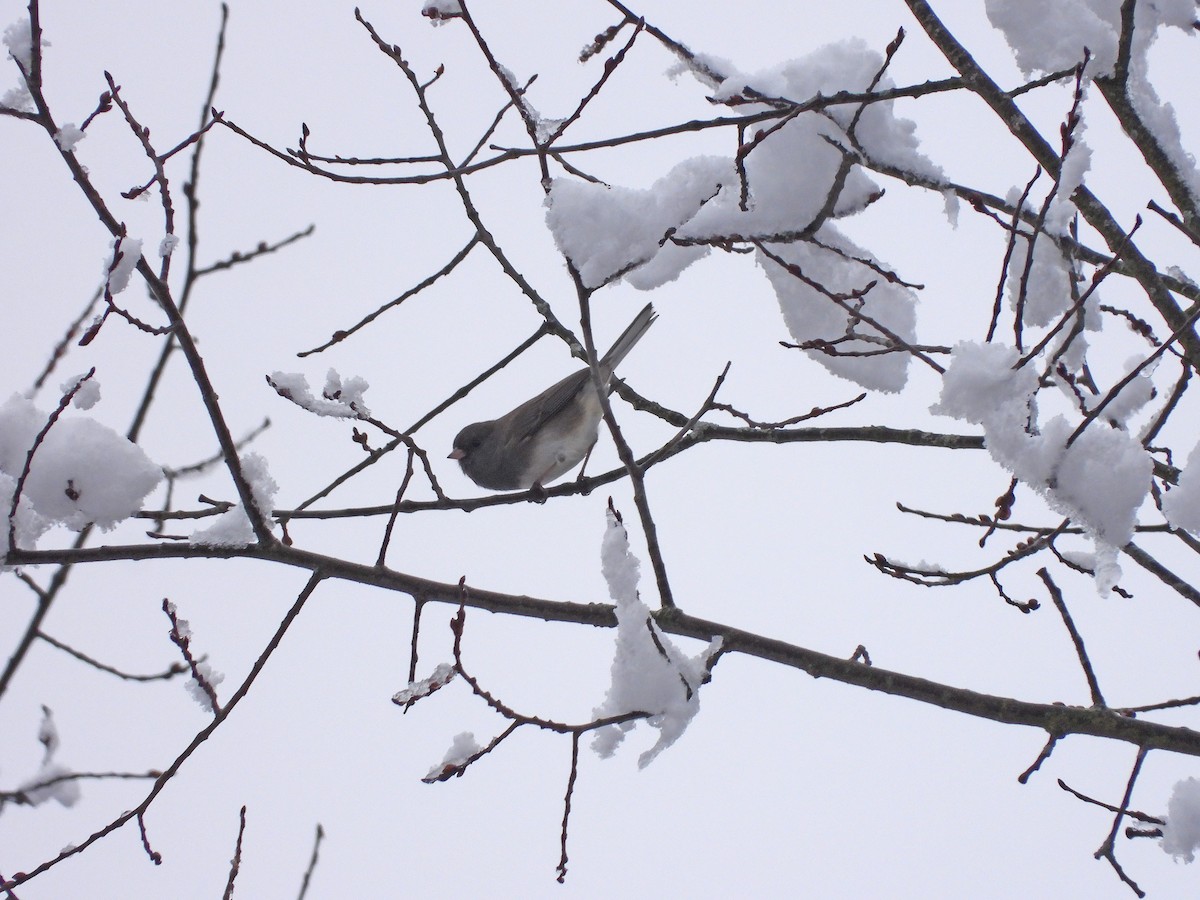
931;341;1038;426
1163;777;1200;862
672;41;943;244
933;343;1152;592
0;472;51;560
0;84;31;111
1001;178;1081;324
393;663;457;706
1056;124;1091;206
1129;69;1200;209
62;374;100;410
1052;419;1149;556
546;38;944;306
2;17;45;117
986;0;1119;75
169;601;192;640
988;0;1200;207
683;117;879;241
664;50;728;91
591;509;721;768
758;230;918;392
159;234;180;258
104;236;142;295
988;0;1196;77
423;732;480;782
533;115;568;145
267;369;371;419
17;708;81;809
1168;266;1197;288
2;16;39;71
681;43;936;393
190;452;278;546
544;156;732;289
1091;356;1155;426
54;122;85;152
0;393;162;541
19;761;81;808
547;41;939;396
942;190;961;227
1164;442;1200;534
15;418;160;529
184;660;224;711
707;40;943;182
165;601;223;711
1005;234;1072;328
421;0;463;24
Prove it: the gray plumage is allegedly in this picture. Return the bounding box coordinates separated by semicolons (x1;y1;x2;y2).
450;304;657;491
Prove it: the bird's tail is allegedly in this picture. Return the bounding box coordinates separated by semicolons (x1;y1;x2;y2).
599;303;657;373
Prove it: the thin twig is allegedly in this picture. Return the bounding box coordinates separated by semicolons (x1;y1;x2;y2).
296;824;325;900
1037;568;1104;706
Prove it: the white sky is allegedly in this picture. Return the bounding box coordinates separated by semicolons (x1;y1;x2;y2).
2;1;1200;897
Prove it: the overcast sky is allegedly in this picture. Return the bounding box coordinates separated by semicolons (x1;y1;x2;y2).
2;1;1200;897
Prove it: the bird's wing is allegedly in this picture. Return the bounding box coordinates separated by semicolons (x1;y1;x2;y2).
508;369;591;444
500;303;655;446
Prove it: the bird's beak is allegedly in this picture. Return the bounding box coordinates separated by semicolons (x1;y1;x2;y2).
448;448;465;460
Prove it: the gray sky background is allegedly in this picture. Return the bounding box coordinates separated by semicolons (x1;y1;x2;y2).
2;1;1199;897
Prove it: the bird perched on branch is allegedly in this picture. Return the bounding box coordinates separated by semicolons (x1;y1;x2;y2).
449;304;657;492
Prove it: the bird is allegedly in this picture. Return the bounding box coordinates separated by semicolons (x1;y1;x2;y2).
449;304;657;492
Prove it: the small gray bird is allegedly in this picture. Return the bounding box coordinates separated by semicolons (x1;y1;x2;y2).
449;304;657;491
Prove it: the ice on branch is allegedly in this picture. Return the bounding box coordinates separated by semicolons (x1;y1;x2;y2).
758;232;918;392
0;393;162;542
1164;442;1200;534
423;732;480;783
933;343;1152;592
544;157;733;289
267;370;371;419
393;663;457;706
1162;777;1200;862
190;452;278;546
104;236;142;295
591;510;721;768
159;234;180;258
